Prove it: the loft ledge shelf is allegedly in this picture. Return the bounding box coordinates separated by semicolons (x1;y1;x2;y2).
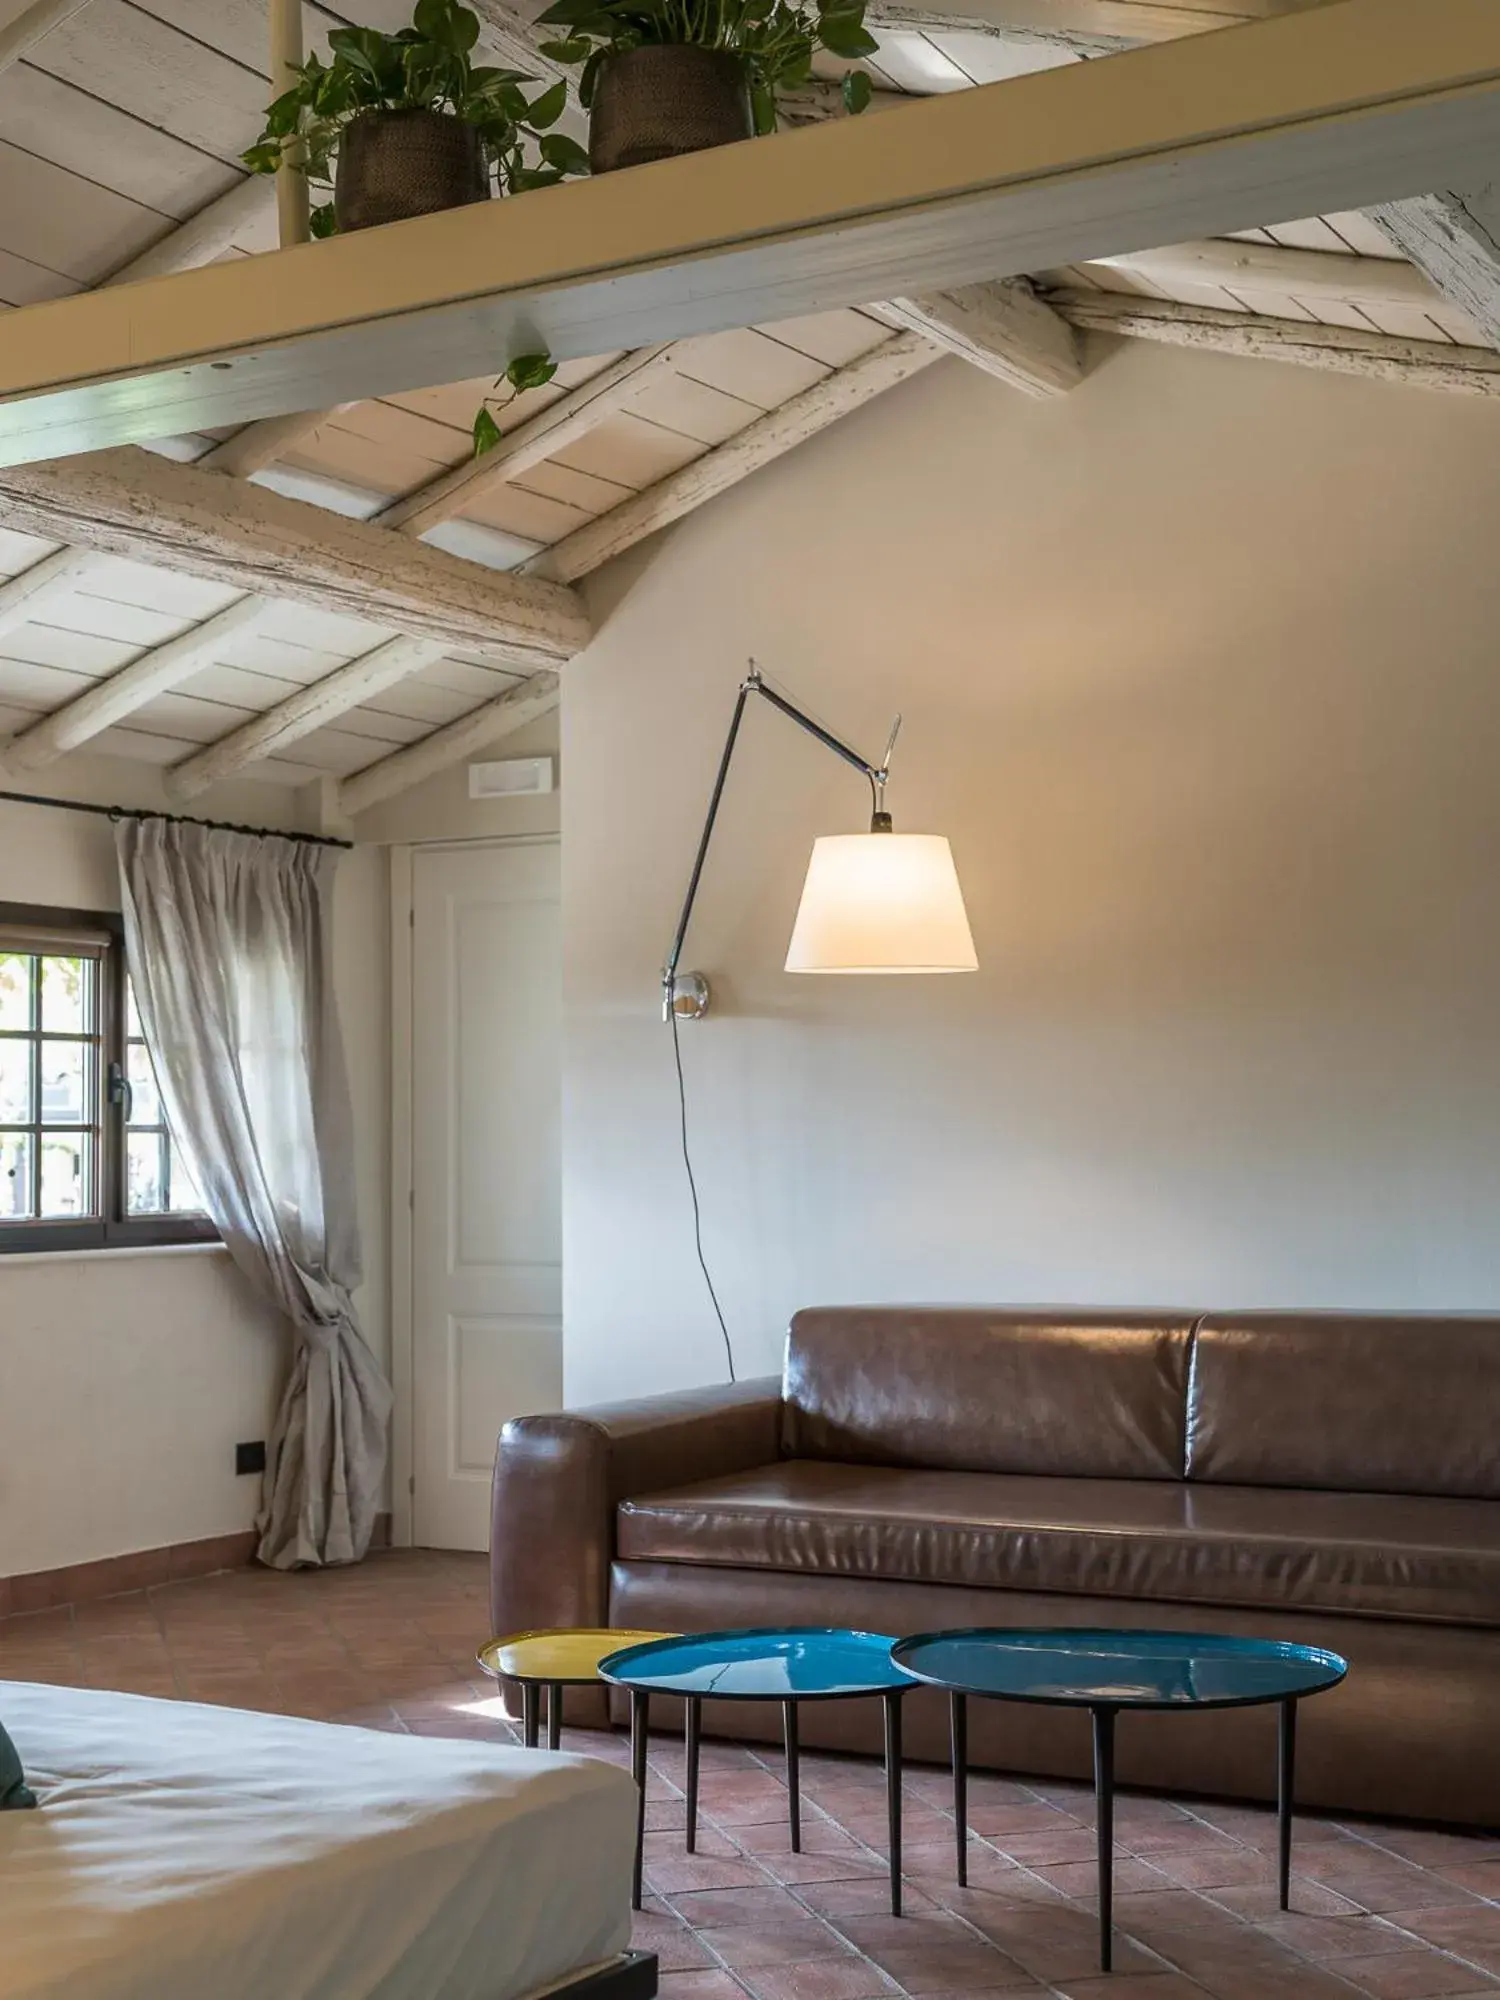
0;0;1498;465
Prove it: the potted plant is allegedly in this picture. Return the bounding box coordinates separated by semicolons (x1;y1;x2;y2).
535;0;878;174
243;0;590;235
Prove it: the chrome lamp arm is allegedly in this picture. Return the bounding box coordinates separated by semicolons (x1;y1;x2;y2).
662;666;900;1021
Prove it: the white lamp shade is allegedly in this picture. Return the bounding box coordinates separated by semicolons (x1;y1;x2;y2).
784;833;978;975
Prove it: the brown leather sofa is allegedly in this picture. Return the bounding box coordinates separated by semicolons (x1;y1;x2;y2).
490;1308;1500;1826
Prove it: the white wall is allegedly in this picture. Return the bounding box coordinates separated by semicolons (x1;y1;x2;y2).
0;755;390;1576
563;338;1500;1404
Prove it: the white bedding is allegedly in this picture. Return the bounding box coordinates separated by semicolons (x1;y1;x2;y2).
0;1681;637;2000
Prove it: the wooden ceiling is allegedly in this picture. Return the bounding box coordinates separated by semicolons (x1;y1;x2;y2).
0;0;1492;813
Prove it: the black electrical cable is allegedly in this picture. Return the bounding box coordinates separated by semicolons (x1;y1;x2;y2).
669;999;736;1382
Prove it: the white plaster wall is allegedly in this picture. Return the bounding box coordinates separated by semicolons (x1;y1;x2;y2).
562;338;1500;1405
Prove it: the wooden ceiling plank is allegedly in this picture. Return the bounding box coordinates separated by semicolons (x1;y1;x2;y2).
166;633;447;799
0;447;590;662
870;278;1082;392
1;0;1498;465
337;670;560;818
2;592;271;768
528;331;941;584
375;343;682;538
1048;285;1500;390
1369;189;1500;349
104;176;272;286
0;0;95;72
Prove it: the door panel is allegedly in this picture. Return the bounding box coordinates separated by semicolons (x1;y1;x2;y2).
411;840;561;1551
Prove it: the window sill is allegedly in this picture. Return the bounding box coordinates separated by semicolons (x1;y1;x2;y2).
0;1239;227;1268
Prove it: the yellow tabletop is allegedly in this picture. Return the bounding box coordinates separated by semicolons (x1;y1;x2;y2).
478;1629;677;1685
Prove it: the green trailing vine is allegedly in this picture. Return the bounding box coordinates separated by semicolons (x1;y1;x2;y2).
534;0;878;134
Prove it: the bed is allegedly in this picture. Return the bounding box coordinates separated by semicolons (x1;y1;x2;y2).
0;1680;649;2000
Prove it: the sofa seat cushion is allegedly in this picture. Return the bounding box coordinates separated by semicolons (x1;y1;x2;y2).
617;1461;1500;1627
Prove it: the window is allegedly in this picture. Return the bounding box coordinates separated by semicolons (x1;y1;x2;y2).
0;904;215;1252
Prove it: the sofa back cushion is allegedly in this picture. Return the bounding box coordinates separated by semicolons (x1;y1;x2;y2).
782;1307;1197;1480
1187;1312;1500;1499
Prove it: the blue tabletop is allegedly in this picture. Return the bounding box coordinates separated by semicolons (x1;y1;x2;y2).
892;1630;1347;1709
599;1627;915;1700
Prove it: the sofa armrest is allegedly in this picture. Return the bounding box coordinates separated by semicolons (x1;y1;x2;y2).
489;1377;782;1638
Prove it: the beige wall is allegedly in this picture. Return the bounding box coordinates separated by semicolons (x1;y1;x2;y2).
0;756;389;1577
563;338;1500;1405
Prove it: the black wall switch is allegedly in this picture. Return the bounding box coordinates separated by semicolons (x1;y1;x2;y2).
235;1440;267;1477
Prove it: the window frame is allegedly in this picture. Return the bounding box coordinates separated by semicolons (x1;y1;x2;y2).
0;902;218;1254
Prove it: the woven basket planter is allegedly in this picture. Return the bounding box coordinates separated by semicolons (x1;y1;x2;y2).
588;46;754;174
335;108;490;232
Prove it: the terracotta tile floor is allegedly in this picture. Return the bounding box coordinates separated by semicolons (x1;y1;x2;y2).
3;1551;1499;2000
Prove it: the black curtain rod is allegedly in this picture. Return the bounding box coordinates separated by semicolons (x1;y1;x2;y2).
0;786;353;851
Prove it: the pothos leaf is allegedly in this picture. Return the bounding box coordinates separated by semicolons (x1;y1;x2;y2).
526;78;569;127
505;352;559;392
841;67;872;112
472;404;505;455
310;202;340;237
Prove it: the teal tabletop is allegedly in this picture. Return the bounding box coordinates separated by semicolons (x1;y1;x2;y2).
891;1629;1348;1710
599;1626;916;1700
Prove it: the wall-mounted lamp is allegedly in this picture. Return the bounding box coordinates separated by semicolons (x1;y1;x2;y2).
663;665;977;1020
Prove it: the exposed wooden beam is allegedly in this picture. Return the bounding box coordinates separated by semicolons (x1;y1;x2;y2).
3;1;1498;464
103;176;273;289
0;0;95;71
2;593;270;769
337;672;560;817
194;405;351;478
1048;287;1500;391
375;345;682;538
1369;188;1500;348
1087;236;1446;308
529;332;941;584
0;448;590;661
0;544;99;640
167;634;446;798
871;280;1082;394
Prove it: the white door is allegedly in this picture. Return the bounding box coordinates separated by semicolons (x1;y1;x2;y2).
410;840;562;1550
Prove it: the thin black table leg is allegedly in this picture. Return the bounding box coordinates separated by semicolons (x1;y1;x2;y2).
1278;1697;1298;1911
950;1690;968;1889
547;1681;562;1752
1092;1706;1116;1974
784;1699;802;1852
521;1681;540;1749
685;1696;701;1855
630;1689;650;1911
884;1690;904;1918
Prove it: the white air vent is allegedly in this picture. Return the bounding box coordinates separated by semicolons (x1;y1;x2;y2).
469;756;554;799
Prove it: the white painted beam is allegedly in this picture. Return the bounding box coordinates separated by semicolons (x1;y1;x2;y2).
1369;188;1500;348
3;593;270;769
871;280;1081;394
337;672;560;817
0;544;99;640
1088;236;1445;308
195;405;350;478
0;0;96;72
0;447;590;661
2;0;1498;463
1048;287;1500;391
863;0;1323;43
103;176;273;288
375;345;682;538
530;332;941;583
167;634;446;799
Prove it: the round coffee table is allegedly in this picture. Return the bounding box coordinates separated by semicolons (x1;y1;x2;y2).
600;1627;916;1914
892;1628;1348;1972
478;1629;675;1749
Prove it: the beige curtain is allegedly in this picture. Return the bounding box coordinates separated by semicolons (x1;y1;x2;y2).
115;818;390;1569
